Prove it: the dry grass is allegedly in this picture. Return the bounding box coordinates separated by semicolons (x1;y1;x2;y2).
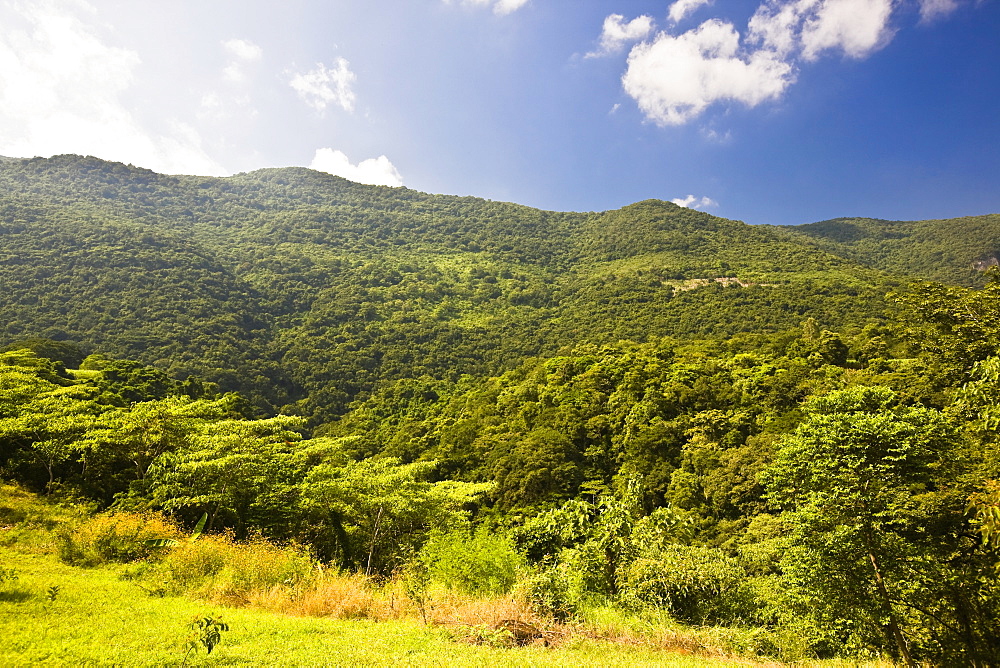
240;573;544;629
421;587;543;628
153;534;314;604
563;606;792;666
143;535;738;659
582;623;708;654
60;510;182;565
247;572;393;619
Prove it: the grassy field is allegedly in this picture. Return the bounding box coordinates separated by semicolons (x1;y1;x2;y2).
0;549;754;667
0;484;897;667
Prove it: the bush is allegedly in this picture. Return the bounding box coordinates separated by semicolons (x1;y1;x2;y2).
416;529;525;596
617;544;748;625
216;539;313;597
58;512;180;566
515;561;580;622
151;535;314;602
151;536;231;591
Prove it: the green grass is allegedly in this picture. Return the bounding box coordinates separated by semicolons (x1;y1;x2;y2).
0;549;750;667
0;484;895;667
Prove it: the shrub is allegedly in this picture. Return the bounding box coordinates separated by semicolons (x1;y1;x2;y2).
151;535;313;603
617;544;748;625
416;528;525;596
58;512;181;566
257;571;386;619
515;561;580;622
152;536;232;592
214;539;313;599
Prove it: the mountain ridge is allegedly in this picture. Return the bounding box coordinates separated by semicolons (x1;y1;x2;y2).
773;214;1000;286
1;154;997;420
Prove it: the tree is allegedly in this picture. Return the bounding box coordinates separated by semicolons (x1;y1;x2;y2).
765;386;996;665
81;396;232;489
0;384;99;493
0;338;85;369
144;415;307;536
299;457;490;573
893;274;1000;387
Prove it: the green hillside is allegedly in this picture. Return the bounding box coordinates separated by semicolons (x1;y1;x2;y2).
3;155;1000;664
773;214;1000;286
0;154;992;421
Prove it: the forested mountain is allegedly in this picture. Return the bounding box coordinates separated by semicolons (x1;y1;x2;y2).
774;214;1000;286
0;154;996;421
3;154;1000;664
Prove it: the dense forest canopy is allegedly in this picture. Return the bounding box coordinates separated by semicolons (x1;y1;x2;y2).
2;155;1000;663
2;154;997;423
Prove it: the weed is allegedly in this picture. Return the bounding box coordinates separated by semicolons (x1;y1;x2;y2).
59;512;182;566
457;619;546;648
0;565;30;602
401;560;432;624
457;623;516;648
46;584;61;602
249;571;386;619
182;615;229;665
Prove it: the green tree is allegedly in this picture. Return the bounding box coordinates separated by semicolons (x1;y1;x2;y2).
144;415;307;536
81;396;232;488
893;274;1000;388
0;384;99;493
299;457;490;573
765;386;995;665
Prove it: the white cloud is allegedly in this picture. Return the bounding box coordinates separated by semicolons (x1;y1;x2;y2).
622;20;794;126
799;0;895;60
747;0;810;56
587;14;655;57
701;126;732;142
748;0;895;61
221;38;262;83
672;194;719;209
310;148;403;187
615;0;903;126
0;0;225;175
197;90;255;123
200;38;262;121
493;0;530;15
289;59;356;113
668;0;713;24
918;0;959;22
223;38;262;62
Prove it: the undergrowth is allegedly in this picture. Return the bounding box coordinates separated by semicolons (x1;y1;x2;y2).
0;481;895;665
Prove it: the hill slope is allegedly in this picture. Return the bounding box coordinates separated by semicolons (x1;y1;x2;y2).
773;214;1000;286
0;154;992;419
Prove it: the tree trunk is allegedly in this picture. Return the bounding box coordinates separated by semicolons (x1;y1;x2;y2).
366;505;384;577
863;532;916;667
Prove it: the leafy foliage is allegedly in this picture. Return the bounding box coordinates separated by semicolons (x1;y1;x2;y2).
415;528;525;596
775;214;1000;286
765;386;998;664
0;154;917;421
3;155;1000;663
184;615;229;661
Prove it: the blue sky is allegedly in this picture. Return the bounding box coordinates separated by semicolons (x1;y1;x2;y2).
0;0;996;225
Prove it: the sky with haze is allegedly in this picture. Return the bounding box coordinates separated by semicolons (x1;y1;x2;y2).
0;0;997;225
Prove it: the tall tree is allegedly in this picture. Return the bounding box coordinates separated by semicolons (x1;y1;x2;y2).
765;386;996;665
